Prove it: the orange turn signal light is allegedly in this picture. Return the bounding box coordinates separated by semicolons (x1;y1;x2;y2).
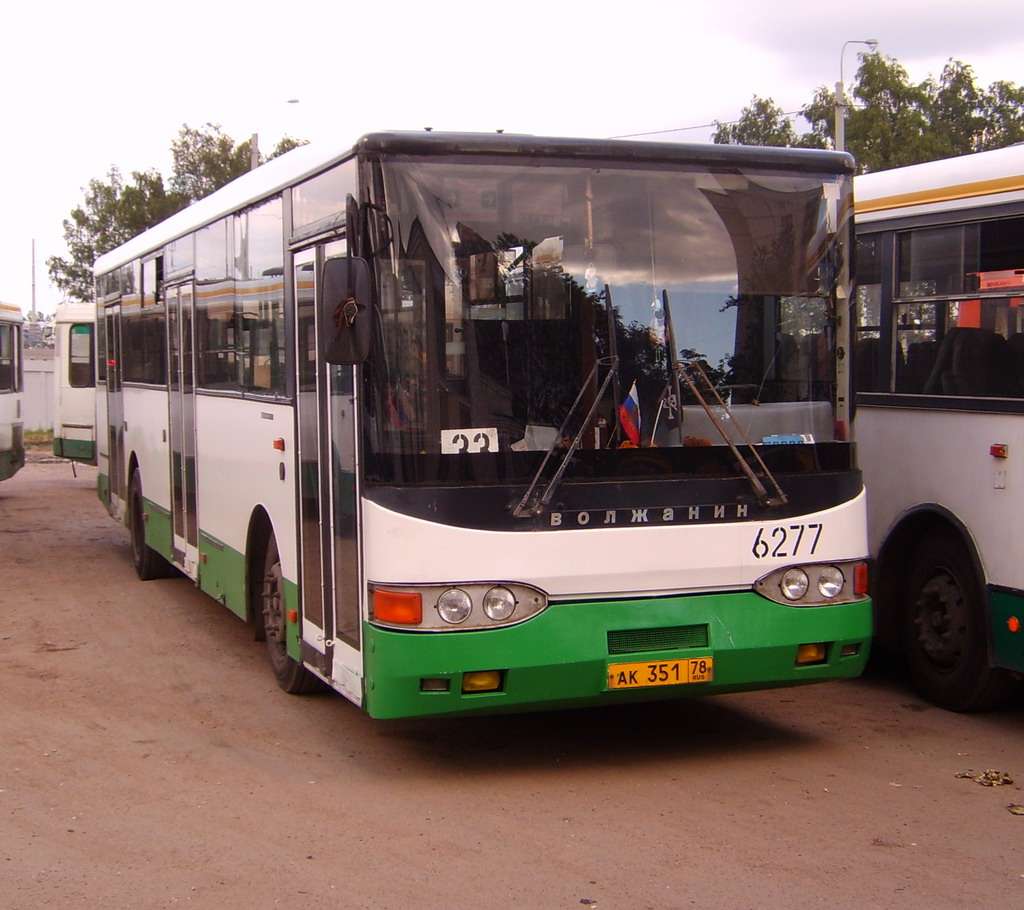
373;589;422;625
854;563;869;596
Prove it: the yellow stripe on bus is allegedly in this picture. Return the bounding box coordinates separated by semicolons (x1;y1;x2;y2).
856;174;1024;215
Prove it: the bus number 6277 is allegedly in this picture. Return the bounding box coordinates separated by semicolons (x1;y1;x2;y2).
751;523;823;560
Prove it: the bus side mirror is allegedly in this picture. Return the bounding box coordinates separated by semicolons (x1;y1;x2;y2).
322;257;372;364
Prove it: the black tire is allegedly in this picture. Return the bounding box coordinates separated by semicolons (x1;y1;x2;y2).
259;535;323;695
129;472;173;581
902;528;1018;711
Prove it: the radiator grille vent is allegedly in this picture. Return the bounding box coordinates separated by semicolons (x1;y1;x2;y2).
607;624;709;655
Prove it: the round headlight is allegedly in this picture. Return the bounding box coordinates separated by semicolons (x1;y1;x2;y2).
437;588;473;624
780;568;809;601
483;586;517;621
817;566;845;599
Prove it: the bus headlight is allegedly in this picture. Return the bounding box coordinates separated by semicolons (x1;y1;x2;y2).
781;569;809;601
437;588;473;624
483;586;517;621
369;581;548;631
817;566;845;599
754;560;868;606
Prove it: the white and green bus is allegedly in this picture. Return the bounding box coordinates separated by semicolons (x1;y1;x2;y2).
0;302;24;482
94;131;871;718
855;143;1024;710
52;301;97;464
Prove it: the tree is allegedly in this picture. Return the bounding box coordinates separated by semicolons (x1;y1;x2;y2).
713;96;802;147
48;124;308;301
47;168;188;302
716;53;1024;174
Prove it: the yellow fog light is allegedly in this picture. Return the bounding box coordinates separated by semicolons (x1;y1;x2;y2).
796;642;828;665
462;670;503;693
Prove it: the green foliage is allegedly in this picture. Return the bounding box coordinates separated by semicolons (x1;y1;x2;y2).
49;124;309;303
713;96;800;147
715;53;1024;175
47;168;188;302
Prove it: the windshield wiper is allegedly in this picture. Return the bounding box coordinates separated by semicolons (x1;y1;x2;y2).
512;355;618;519
676;357;787;507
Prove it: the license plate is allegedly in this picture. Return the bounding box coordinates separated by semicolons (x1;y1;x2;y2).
606;657;714;690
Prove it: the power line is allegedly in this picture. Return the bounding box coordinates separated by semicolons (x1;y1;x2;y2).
610;110;806;140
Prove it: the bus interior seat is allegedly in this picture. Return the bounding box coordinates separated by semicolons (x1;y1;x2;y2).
854;335;883;392
923;327;1012;397
899;340;938;393
1007;333;1024;397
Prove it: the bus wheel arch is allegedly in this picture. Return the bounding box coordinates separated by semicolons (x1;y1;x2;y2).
127;461;173;581
246;509;322;695
889;512;1018;711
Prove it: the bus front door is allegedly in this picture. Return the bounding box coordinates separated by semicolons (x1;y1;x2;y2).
167;282;199;575
294;245;364;705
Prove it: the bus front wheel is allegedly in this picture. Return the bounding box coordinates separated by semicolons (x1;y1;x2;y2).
259;535;322;695
128;472;173;581
902;528;1018;712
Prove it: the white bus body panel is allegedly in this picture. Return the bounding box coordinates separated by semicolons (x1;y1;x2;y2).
52;302;96;455
123;386;171;510
856;143;1024;224
859;405;1023;590
362;491;868;599
194;396;298;581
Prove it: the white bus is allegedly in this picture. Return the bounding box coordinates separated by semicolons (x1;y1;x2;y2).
52;301;97;464
854;143;1024;710
0;302;24;482
94;131;871;718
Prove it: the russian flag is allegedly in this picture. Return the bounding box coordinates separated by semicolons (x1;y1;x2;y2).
619;381;641;445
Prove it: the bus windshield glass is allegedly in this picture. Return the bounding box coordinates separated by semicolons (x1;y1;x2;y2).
364;156;849;484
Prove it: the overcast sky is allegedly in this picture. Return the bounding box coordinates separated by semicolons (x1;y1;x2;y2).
2;0;1023;314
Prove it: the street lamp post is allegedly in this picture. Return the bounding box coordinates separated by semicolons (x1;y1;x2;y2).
835;38;879;153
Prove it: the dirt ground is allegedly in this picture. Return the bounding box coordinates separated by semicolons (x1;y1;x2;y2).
2;454;1024;910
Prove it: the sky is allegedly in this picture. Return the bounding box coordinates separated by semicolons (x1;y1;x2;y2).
2;0;1023;316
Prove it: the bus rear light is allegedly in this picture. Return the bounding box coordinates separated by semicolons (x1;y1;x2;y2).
373;589;422;625
833;419;848;441
854;563;869;596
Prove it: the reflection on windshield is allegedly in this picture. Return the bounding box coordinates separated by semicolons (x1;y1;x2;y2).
362;158;848;484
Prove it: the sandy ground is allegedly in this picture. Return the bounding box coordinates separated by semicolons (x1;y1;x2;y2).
2;455;1024;910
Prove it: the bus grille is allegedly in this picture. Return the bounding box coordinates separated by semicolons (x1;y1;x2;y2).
607;625;709;655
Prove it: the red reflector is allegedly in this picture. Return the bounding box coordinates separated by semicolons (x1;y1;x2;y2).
1009;616;1021;634
287;609;298;624
854;563;869;596
833;419;848;441
991;444;1009;459
273;438;286;451
374;590;422;625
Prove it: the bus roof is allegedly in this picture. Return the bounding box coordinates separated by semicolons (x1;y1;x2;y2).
94;131;854;277
0;302;24;323
854;143;1024;224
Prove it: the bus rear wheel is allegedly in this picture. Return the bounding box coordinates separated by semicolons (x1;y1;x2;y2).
259;535;323;695
128;472;173;581
902;528;1018;712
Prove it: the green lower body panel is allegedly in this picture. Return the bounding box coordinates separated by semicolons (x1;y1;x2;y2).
990;588;1024;673
198;529;248;619
363;592;872;719
0;446;25;481
53;437;96;464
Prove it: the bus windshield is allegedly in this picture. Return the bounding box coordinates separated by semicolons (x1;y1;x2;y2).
363;156;849;485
